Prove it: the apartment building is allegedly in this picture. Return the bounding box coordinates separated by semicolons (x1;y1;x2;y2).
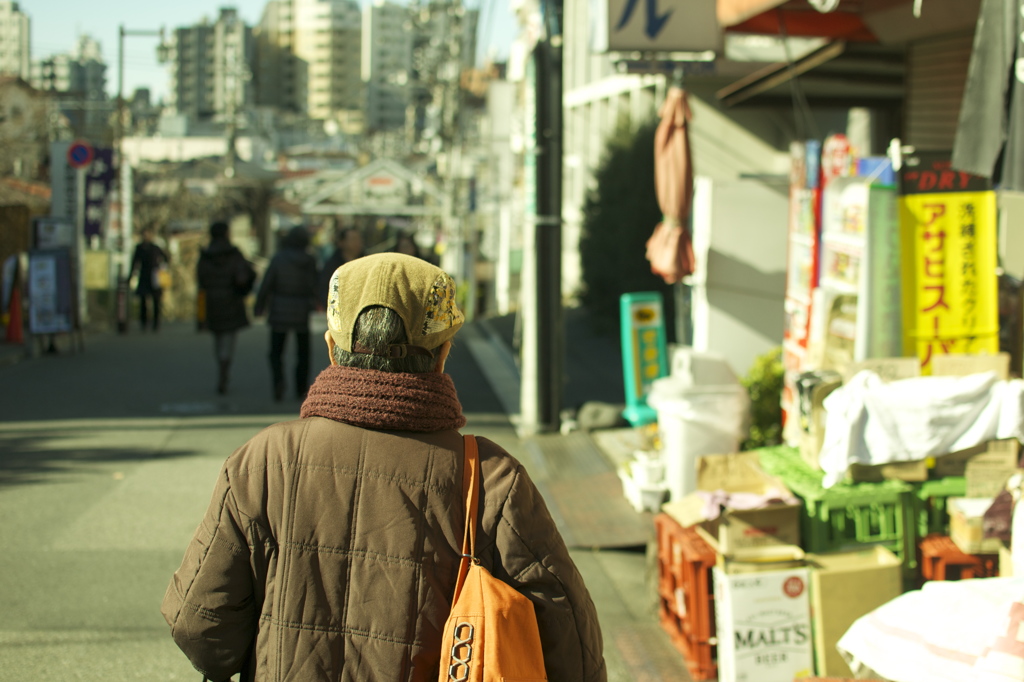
29;35;109;140
362;0;411;133
165;8;253;123
255;0;363;129
254;0;297;112
30;35;106;97
0;0;29;79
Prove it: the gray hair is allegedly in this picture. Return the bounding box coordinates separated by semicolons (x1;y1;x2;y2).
332;306;438;373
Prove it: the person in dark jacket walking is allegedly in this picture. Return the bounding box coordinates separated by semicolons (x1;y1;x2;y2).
254;225;319;401
197;221;255;395
127;228;169;332
162;253;607;681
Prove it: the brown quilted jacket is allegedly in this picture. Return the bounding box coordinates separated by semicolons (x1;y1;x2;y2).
161;417;607;681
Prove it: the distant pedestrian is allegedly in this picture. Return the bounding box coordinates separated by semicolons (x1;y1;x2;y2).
196;221;256;395
390;230;424;260
161;253;607;681
127;228;168;332
318;227;364;308
254;225;319;401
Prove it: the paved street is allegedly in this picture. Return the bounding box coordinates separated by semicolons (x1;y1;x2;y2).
0;314;689;681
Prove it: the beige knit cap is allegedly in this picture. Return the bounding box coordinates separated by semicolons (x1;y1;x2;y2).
327;253;464;357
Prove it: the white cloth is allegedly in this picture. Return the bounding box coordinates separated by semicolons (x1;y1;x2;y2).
838;577;1024;682
819;370;1024;487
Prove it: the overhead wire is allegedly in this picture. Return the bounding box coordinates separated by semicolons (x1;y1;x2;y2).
777;8;820;142
468;0;504;67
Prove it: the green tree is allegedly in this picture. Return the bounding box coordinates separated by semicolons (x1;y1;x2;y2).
578;115;676;337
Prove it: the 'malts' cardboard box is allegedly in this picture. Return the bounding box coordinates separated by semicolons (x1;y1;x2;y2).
660;452;801;557
806;547;903;678
714;566;814;682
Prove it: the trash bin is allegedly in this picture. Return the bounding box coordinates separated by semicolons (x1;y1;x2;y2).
648;347;750;502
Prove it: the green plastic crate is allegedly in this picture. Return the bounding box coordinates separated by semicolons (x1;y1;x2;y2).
910;476;967;538
755;446;917;572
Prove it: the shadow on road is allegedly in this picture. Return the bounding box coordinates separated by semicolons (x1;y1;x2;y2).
0;432;201;487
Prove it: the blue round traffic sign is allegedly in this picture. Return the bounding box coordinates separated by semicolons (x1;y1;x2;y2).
67;141;94;169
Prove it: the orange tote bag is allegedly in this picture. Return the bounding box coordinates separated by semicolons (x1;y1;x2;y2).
438;435;548;682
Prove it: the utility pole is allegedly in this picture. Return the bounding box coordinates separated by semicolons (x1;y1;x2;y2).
519;0;564;435
437;0;469;312
116;26;164;265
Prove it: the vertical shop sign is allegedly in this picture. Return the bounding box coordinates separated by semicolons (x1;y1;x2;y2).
83;148;115;239
591;0;721;53
620;291;669;426
899;153;998;372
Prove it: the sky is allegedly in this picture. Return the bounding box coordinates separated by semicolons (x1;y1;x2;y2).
23;0;518;103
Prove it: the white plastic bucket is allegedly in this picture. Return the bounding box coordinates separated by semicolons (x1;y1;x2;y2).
649;352;750;502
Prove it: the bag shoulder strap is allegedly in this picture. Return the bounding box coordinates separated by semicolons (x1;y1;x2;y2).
451;434;479;601
460;434;479;558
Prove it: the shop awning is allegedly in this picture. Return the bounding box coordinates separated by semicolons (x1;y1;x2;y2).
718;0;878;40
718;0;789;27
716;39;905;107
719;0;981;44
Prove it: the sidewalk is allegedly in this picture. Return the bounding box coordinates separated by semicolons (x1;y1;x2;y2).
0;342;24;367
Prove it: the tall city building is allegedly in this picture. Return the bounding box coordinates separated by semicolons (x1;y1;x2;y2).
30;35;106;97
165;8;253;123
254;0;298;112
362;0;412;133
407;1;479;149
30;35;108;139
255;0;363;128
0;1;30;79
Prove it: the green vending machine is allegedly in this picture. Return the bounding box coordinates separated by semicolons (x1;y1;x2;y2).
620;292;669;427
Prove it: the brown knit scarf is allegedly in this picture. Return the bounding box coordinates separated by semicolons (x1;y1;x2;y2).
300;365;466;432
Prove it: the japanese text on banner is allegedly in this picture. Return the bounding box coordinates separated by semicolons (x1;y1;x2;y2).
899;190;998;371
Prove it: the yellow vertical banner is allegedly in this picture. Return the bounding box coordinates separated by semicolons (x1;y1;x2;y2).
899;189;998;372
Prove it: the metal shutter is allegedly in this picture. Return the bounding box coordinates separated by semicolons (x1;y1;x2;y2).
905;30;975;151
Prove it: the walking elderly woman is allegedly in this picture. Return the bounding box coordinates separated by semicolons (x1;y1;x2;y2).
162;253;607;681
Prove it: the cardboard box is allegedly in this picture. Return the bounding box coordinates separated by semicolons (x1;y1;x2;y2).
1000;541;1013;577
841;356;921;383
932;439;1021;480
948;497;1003;554
714;566;814;682
709;541;806;574
931;352;1010;380
661;452;802;556
848;458;929;483
797;373;841;471
806;547;903;678
965;445;1021;498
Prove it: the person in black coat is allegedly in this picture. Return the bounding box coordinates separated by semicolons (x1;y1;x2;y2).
127;228;169;332
255;225;319;401
197;221;255;395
